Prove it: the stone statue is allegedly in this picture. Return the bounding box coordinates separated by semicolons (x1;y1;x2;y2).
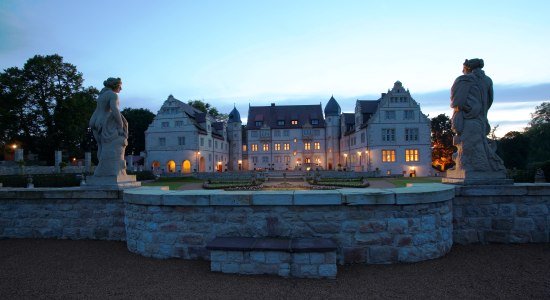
444;59;509;184
86;78;139;188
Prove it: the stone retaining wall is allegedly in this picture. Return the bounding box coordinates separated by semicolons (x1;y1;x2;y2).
452;184;550;244
0;188;125;240
124;184;455;264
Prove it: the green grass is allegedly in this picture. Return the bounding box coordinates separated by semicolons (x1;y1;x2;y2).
386;177;442;188
141;176;203;190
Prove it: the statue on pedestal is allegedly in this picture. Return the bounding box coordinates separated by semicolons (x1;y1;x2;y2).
444;59;510;185
87;77;139;188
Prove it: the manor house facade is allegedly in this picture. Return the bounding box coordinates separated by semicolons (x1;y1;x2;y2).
144;81;432;176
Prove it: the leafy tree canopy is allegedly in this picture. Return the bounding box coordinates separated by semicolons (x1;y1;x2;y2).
188;99;228;122
430;114;455;171
0;54;96;163
121;108;155;156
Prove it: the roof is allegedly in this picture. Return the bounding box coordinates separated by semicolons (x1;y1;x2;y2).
246;104;325;129
228;106;241;123
342;113;356;136
324;96;341;116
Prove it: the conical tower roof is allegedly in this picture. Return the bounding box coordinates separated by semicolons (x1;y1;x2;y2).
324;95;341;116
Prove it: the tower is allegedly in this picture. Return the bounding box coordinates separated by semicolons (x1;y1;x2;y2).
324;96;341;170
227;105;243;171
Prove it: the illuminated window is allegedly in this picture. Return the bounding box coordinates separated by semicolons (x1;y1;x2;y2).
293;138;297;143
382;150;396;162
242;145;247;151
284;143;290;150
314;142;320;150
304;143;311;150
405;149;419;162
263;143;269;151
305;158;311;163
251;144;258;151
275;143;281;151
291;120;298;125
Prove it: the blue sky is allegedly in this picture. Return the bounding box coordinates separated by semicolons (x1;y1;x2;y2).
1;0;549;136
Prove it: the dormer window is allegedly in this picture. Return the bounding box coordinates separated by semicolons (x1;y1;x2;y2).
277;120;285;126
255;121;263;127
291;120;298;125
311;119;319;125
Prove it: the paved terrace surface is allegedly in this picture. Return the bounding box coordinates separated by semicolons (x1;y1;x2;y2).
0;239;548;299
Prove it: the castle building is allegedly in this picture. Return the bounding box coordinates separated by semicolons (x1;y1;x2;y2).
144;81;432;176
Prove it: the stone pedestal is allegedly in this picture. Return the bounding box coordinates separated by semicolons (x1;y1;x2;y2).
85;152;92;173
14;149;24;162
443;169;513;185
55;151;62;173
85;174;141;190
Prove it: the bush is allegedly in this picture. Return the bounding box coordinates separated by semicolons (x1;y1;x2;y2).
127;170;156;181
0;174;80;187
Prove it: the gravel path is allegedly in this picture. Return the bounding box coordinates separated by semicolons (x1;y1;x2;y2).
1;239;548;299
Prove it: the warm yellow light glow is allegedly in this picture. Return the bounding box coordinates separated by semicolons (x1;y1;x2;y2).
238;160;242;164
343;153;348;157
357;151;361;156
197;151;201;155
11;144;17;149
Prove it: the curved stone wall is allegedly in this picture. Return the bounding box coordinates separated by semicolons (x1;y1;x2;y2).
124;184;455;264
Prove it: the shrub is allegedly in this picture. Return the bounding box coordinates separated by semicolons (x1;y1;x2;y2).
0;174;80;187
127;170;156;181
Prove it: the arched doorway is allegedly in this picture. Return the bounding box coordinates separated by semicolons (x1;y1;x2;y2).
151;161;160;173
167;160;176;173
182;160;191;173
199;157;206;172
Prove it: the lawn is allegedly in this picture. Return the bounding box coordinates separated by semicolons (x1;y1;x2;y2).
385;176;442;188
142;176;203;190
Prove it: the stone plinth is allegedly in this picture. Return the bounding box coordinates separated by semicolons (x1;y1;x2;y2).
85;174;141;189
444;169;512;185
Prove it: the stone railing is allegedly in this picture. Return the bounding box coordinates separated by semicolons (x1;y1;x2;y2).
123;184;455;264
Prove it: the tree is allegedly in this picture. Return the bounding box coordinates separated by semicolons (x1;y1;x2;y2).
121;108;155;156
188;99;228;122
497;131;530;169
431;114;455;171
0;54;95;163
529;101;550;126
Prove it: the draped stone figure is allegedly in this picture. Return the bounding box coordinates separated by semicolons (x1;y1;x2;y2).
87;77;139;188
444;59;509;184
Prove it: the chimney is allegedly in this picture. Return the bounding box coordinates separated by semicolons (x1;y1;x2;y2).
381;93;386;97
271;103;275;107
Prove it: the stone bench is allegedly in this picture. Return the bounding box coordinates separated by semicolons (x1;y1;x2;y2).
206;237;337;279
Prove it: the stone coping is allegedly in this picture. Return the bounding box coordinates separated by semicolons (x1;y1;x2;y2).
0;186;165;199
454;183;550;196
123;183;455;206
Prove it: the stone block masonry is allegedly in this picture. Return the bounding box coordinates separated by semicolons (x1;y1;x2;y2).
207;237;337;278
453;184;550;244
0;188;125;241
124;184;455;264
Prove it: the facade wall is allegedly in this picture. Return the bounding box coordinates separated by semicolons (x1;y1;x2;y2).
247;128;326;170
145;101;230;173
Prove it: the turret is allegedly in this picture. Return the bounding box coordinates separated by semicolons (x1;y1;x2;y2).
227;105;243;171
